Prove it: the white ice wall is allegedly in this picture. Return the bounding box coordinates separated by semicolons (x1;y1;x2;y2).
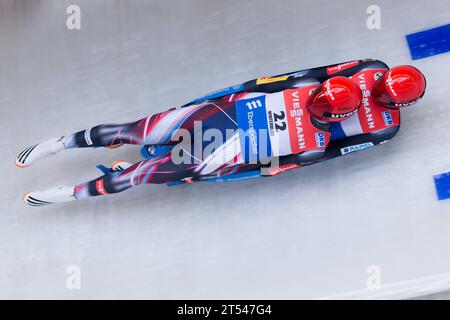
1;0;450;299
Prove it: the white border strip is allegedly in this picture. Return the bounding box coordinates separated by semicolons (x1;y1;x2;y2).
319;272;450;300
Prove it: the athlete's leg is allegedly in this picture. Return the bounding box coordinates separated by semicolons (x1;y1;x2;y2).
19;98;245;206
23;133;257;206
62;105;207;149
15;104;207;167
73;155;192;200
23;153;197;206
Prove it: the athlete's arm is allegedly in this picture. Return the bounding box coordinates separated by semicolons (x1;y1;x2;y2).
260;122;399;177
320;125;400;162
243;59;388;92
181;59;389;108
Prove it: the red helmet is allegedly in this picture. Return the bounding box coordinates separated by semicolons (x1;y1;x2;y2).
372;65;426;108
306;76;362;123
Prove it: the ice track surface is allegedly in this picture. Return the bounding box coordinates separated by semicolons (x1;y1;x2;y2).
1;0;450;299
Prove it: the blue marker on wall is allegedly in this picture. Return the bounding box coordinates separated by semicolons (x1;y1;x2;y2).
434;171;450;201
406;23;450;60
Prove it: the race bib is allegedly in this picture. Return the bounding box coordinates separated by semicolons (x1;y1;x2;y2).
235;96;272;162
235;87;329;162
